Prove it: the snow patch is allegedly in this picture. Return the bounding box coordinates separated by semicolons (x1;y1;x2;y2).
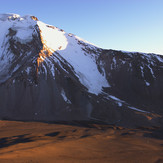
104;94;150;113
37;21;68;51
109;95;124;103
14;28;33;43
155;55;163;62
0;13;20;21
118;102;122;107
26;67;31;74
145;81;150;86
140;66;144;78
147;65;155;78
140;66;151;86
128;106;150;113
59;34;110;95
61;89;71;104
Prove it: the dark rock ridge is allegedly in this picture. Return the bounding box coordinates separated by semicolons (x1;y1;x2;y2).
0;14;163;127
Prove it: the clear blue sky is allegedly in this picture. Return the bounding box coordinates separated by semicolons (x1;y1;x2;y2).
0;0;163;54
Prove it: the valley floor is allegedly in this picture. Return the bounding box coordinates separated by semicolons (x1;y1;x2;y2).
0;120;162;163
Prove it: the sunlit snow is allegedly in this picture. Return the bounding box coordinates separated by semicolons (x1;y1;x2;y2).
37;21;68;51
38;21;110;95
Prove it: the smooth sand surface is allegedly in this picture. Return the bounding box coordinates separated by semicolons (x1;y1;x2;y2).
0;121;162;163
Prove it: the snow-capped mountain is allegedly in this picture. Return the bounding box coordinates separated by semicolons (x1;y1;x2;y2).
0;14;163;127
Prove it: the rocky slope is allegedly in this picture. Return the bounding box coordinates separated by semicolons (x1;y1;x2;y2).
0;14;163;127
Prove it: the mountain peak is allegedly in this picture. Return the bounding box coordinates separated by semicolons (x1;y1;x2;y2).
0;13;108;95
0;13;20;21
0;13;38;22
0;13;163;127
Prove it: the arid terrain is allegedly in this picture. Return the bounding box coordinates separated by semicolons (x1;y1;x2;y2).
0;120;162;163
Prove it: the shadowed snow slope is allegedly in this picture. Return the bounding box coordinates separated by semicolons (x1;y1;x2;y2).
0;14;163;128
